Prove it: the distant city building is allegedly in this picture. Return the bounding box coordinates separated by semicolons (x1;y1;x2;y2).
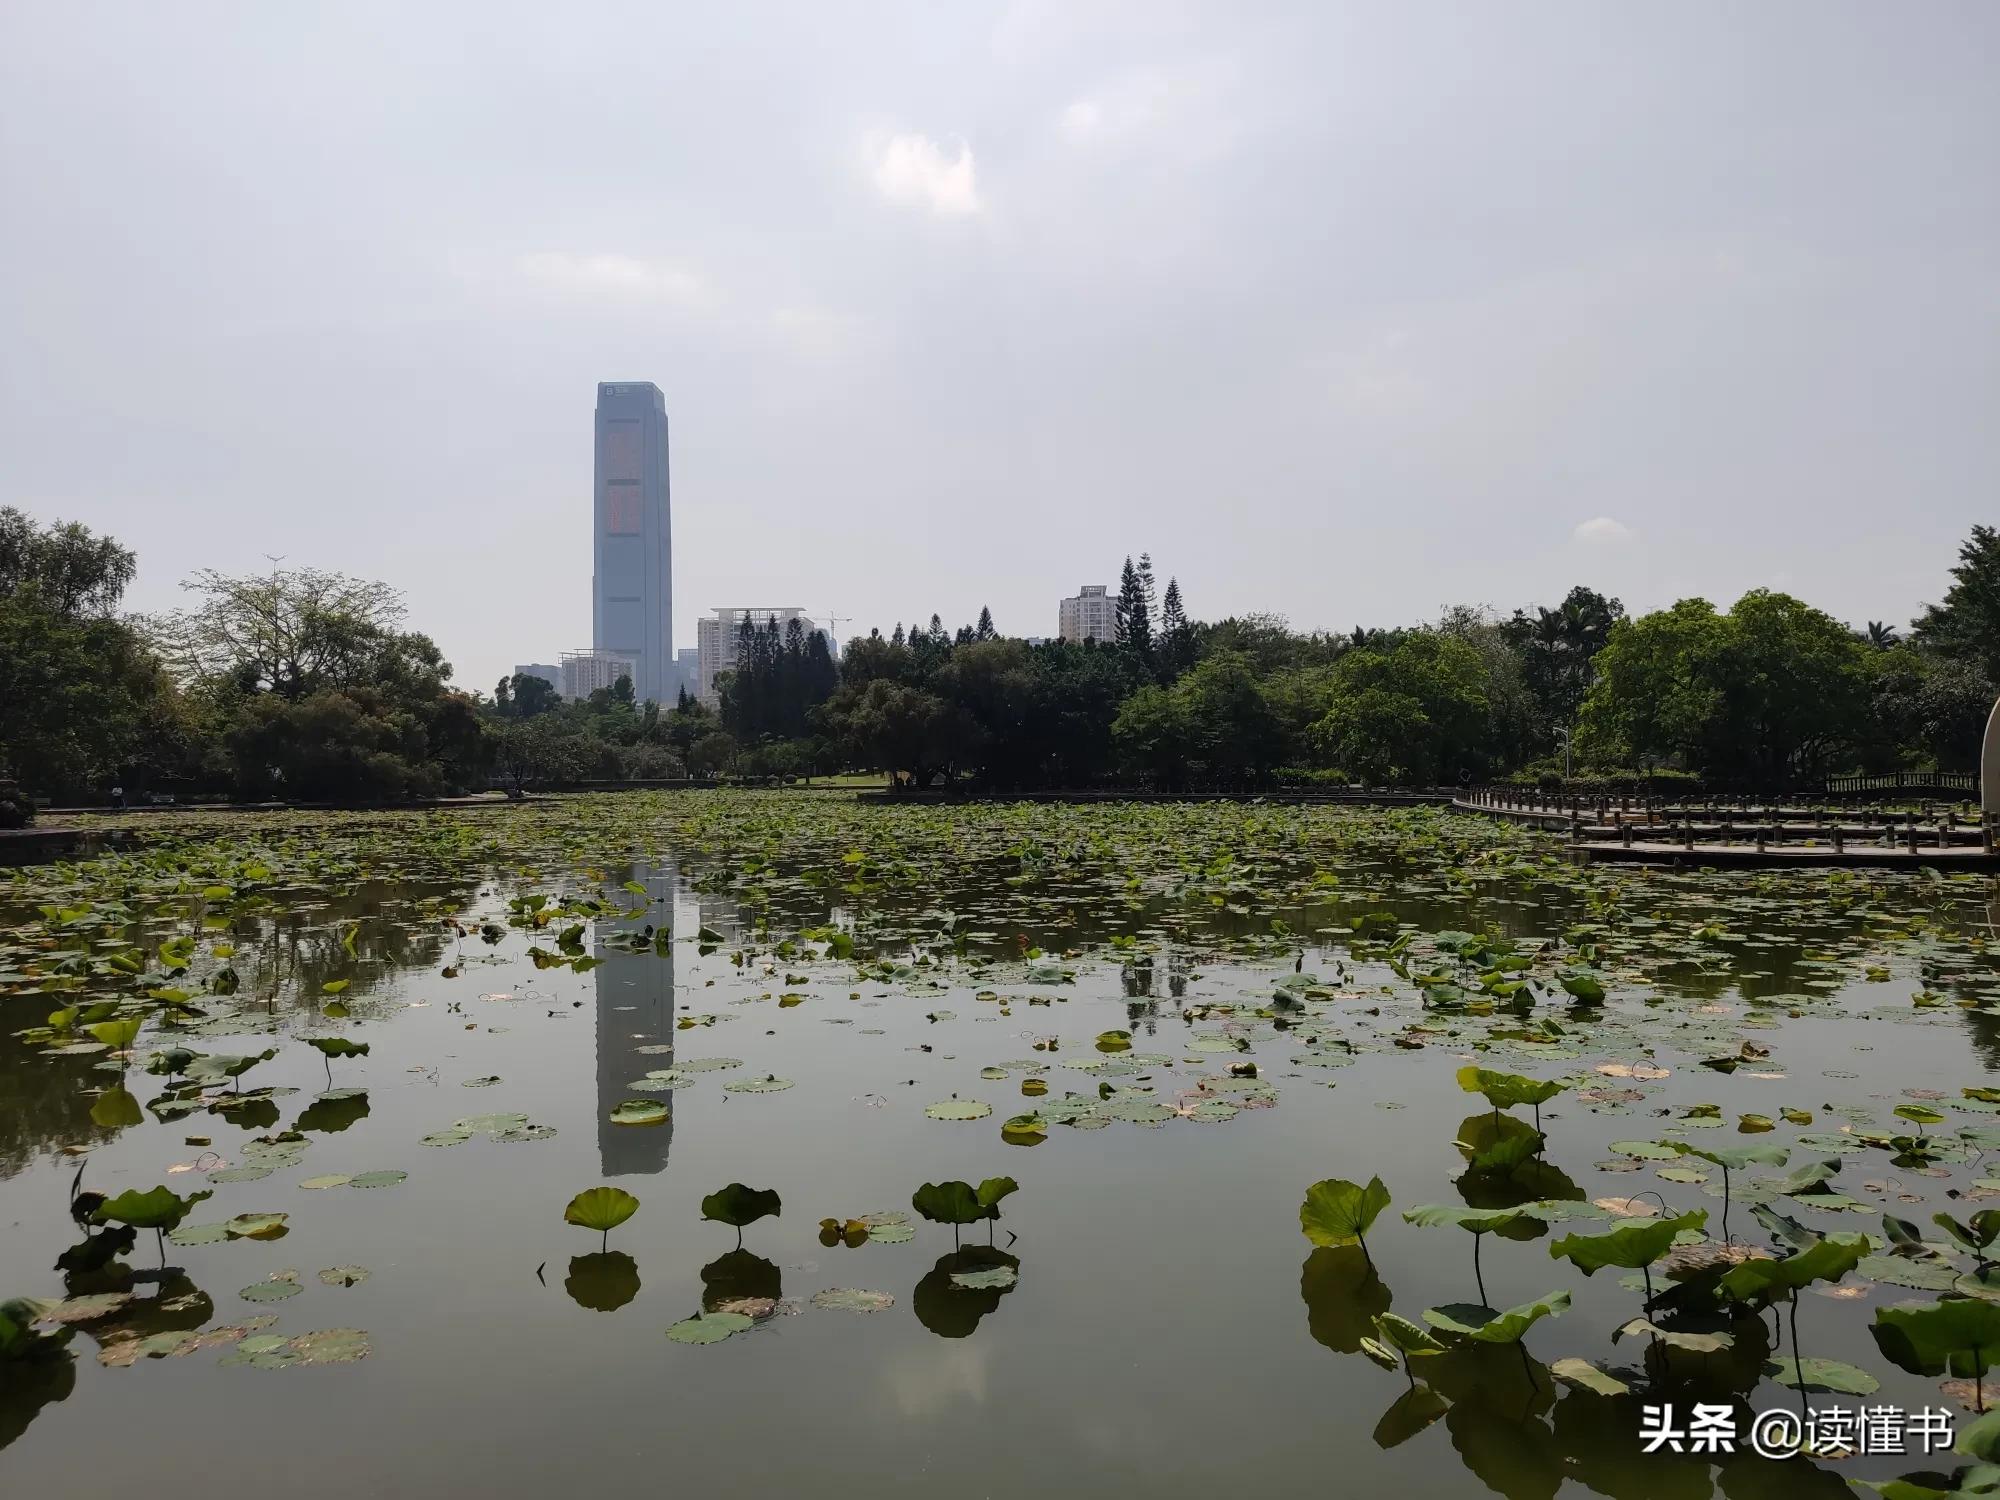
513;663;560;691
673;647;699;702
1059;585;1115;644
696;607;824;702
592;382;673;703
560;649;637;701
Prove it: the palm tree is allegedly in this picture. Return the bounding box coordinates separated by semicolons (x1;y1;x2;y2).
1866;621;1900;650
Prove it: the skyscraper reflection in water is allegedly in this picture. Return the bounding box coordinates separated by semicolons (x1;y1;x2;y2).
595;860;676;1177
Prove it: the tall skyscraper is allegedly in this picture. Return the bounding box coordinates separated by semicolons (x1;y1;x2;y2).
593;382;672;703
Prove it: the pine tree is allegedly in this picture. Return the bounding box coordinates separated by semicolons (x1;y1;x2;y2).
891;622;905;647
976;605;996;640
1159;576;1193;679
1115;556;1153;661
1137;553;1158;636
928;613;946;643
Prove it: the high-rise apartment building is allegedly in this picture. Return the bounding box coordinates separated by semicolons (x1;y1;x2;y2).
512;663;560;691
560;649;637;701
592;382;672;703
696;607;820;702
1059;584;1115;644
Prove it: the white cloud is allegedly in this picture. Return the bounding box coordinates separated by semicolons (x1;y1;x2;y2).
514;252;713;310
869;132;981;217
1059;100;1102;139
1573;516;1635;544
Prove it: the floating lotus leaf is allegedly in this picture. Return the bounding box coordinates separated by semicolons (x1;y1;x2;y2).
287;1328;370;1364
223;1212;290;1239
609;1099;669;1127
950;1265;1018;1291
1000;1113;1047;1145
810;1288;895;1312
348;1170;406;1189
319;1266;369;1287
924;1099;991;1120
166;1222;231;1246
723;1075;793;1093
666;1311;753;1345
492;1124;557;1143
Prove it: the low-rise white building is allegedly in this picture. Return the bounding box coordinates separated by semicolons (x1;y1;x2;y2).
1058;585;1115;644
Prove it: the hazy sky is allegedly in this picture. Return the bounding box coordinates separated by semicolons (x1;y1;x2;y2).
4;2;1995;693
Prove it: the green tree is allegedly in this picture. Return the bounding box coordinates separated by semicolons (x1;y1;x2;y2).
817;679;958;787
1309;633;1489;785
1914;524;2000;683
1158;577;1195;681
0;510;171;800
1577;591;1871;785
1111;683;1194;788
1115;556;1153;665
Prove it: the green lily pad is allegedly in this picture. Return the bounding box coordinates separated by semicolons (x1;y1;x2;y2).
666;1311;754;1345
924;1099;992;1120
723;1075;794;1093
810;1288;896;1312
610;1100;670;1127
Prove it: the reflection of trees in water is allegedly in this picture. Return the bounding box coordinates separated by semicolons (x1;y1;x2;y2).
0;1045;124;1181
1;876;470;1182
222;878;469;1017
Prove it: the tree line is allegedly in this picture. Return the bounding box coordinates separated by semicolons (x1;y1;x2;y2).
2;509;1995;815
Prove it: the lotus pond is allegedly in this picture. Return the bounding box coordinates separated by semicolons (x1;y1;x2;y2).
5;794;2000;1497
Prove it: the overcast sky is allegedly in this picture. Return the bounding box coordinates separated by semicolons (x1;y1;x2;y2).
3;1;1995;692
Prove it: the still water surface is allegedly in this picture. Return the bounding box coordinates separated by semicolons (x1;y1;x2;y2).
4;796;2000;1498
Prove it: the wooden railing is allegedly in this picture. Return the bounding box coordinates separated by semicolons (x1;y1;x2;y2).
1827;771;1977;794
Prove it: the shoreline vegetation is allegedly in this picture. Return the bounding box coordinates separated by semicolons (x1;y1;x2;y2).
2;511;1995;818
